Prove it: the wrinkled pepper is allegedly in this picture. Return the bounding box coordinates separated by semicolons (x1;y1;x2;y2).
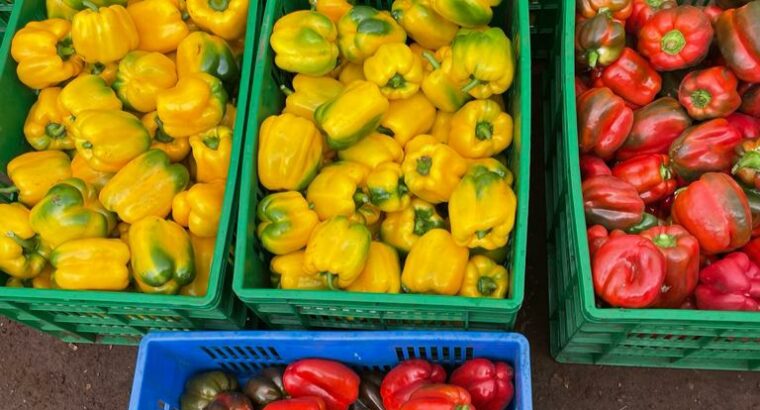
172;180;225;238
583;175;645;230
177;31;240;94
142;111;191;163
70;154;113;192
448;27;514;99
270;251;327;290
611;154;676;204
72;109;152;173
315;80;389;150
51;238;130;290
263;397;327;410
129;215;195;294
257;191;319;256
637;5;713;71
190;125;233;182
346;241;401;293
186;0;248;40
727;112;760;140
156;72;228;138
282;75;344;122
306;161;370;220
367;162;410;213
432;0;499;27
575;13;625;68
352;371;384;410
337;132;403;169
271;10;338;76
579;154;611;180
716;1;760;83
733;139;760;190
284;359;360;410
399;384;472;410
591;47;662;106
401;229;469;295
669;118;741;181
304;216;371;289
181;371;239;410
391;0;457;50
71;4;139;63
378;92;435;147
6;150;72;206
678;66;741;120
0;203;47;279
114;51;178;113
420;47;471;112
459;255;508;298
23;87;73;151
577;87;633;160
640;225;700;308
381;360;446;410
449;99;513;159
337;6;406;64
380;198;446;253
402;134;468;204
180;233;216;296
740;83;760;118
578;0;632;20
615;97;691;160
243;367;286;408
364;43;423;100
127;0;189;53
450;358;514;410
258;113;324;191
10;18;83;89
695;252;760;311
58;75;122;124
627;0;677;36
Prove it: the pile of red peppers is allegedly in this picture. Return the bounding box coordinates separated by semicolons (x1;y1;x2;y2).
179;357;515;410
576;0;760;311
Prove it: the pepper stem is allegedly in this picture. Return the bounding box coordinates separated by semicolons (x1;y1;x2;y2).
387;73;406;90
0;186;19;194
690;89;712;109
56;38;75;61
647;0;664;7
587;50;599;68
413;208;436;236
322;272;340;291
661;29;686;56
477;276;498;296
734;151;760;174
204;135;221;150
476;228;492;239
421;51;441;70
376;125;395;137
207;0;230;12
81;141;93;149
309;0;317;10
154;128;175;143
353;190;369;208
279;84;294;96
7;232;37;252
659;163;672;181
45;123;66;139
652;233;677;249
81;0;98;11
416;156;432;176
461;77;481;93
90;62;105;75
475;121;493;141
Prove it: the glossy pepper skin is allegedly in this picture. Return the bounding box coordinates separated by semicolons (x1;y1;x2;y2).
716;2;760;83
258;113;323;191
669;118;741;182
592;233;666;308
627;0;677;35
346;241;401;294
127;0;189;53
591;48;662;106
449;99;513;159
271;10;338;76
337;133;403;169
678;66;741;120
578;0;632;20
420;47;471;112
740;83;760;118
180;233;215;296
47;0;80;20
637;6;713;71
337;6;406;64
177;32;240;94
450;159;516;249
72;109;152;173
243;366;286;408
71;4;139;63
364;43;423;100
577;87;633;160
381;198;445;253
616;97;691;160
431;110;453;143
459;255;508;298
380;360;446;410
316;81;389;150
23;88;72;151
283;359;360;410
399;384;472;410
304;216;371;289
672;172;752;255
306;162;370;220
402;134;468;204
186;0;247;40
190;126;233;182
58;75;122;124
282;75;344;122
727;113;760;141
142;112;191;163
0;204;47;279
100;149;190;223
378;92;435;147
50;238;130;290
449;27;514;99
579;155;611;180
367;162;410;213
695;252;760;311
157;72;228;138
450;358;514;410
71;154;113;192
583;175;645;230
7;150;72;207
391;0;457;50
10;19;83;89
129;216;195;294
79;61;118;85
432;0;499;27
401;229;469;295
172;180;225;237
181;371;239;410
311;0;355;23
612;154;676;204
257;191;319;256
264;397;327;410
733;139;760;189
640;225;700;308
114;51;178;113
270;251;327;290
575;13;625;68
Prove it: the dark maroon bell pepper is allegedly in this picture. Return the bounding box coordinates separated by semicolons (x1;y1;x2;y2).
739;83;760;118
577;87;634;160
576;13;626;68
695;252;760;311
591;47;662;106
615;97;691;160
449;359;514;410
669;118;742;181
583;175;646;230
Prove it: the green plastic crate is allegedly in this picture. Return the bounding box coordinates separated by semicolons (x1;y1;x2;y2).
233;0;531;330
540;0;760;370
0;0;263;345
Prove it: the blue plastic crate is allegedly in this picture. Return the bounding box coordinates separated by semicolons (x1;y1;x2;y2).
130;331;533;410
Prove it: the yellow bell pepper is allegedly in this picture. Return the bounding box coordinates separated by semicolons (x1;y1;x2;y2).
30;178;117;249
129;216;195;294
172;180;225;238
6;151;72;207
23;87;73;151
71;4;139;63
257;191;319;255
459;255;508;298
142;112;192;162
391;0;458;50
380;198;445;253
176;32;240;93
363;43;424;100
281;74;344;122
113;51;178;113
156;72;228;138
72;109;152;173
71;154;114;192
432;0;500;27
180;233;215;296
47;0;80;20
315;80;389;150
345;241;401;293
303;216;371;289
337;5;406;63
367;162;410;213
306;162;370;220
449;158;516;249
310;0;354;23
270;10;339;76
186;0;247;40
378;92;436;147
58;75;123;125
449;99;513;159
79;62;119;85
355;202;382;235
127;0;190;53
0;203;48;279
221;103;236;129
401;134;467;203
32;265;54;289
449;27;514;99
337;132;403;169
270;250;327;290
50;238;131;290
5;278;29;288
116;221;130;245
10;18;84;89
189;126;232;182
258;113;323;191
100;149;190;223
338;62;366;85
401;228;469;295
420;47;470;112
431;110;453;143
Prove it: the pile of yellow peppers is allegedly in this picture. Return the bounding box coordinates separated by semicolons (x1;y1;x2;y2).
0;0;249;295
257;0;517;298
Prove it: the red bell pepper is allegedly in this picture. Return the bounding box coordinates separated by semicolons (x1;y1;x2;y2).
591;48;662;106
263;397;327;410
578;0;633;20
640;225;700;308
399;384;472;410
726;113;760;140
716;2;760;83
743;237;760;266
637;6;714;71
592;233;666;308
669;118;742;182
677;66;741;120
733;139;760;189
588;225;610;258
672;172;752;254
580;155;611;180
283;359;360;410
575;13;626;68
627;0;677;36
694;252;760;311
583;175;645;230
575;76;590;97
646;193;674;220
739;83;760;118
612;154;676;204
615;97;691;160
449;359;514;410
381;360;446;410
702;5;722;25
577;87;633;160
